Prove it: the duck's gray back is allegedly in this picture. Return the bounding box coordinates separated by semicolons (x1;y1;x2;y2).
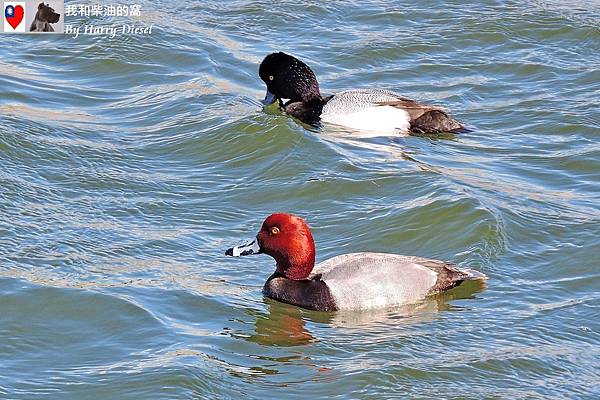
311;252;440;310
321;89;410;115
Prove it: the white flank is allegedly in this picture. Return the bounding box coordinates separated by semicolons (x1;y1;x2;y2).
311;253;439;311
321;105;410;134
320;89;414;134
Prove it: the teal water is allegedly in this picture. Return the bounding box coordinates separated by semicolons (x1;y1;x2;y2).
1;1;599;398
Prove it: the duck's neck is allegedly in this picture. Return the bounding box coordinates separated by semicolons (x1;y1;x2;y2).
276;263;313;280
274;247;315;281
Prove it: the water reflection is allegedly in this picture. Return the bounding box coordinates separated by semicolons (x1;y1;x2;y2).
316;125;451;174
246;299;317;347
240;279;486;347
315;287;477;330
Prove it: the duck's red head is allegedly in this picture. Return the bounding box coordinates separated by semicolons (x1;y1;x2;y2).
225;213;316;280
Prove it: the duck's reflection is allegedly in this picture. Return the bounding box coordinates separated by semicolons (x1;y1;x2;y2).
245;299;317;346
242;278;485;346
315;124;458;175
326;279;486;328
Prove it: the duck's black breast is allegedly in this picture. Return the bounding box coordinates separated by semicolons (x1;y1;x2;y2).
283;96;333;127
283;101;323;126
263;273;338;312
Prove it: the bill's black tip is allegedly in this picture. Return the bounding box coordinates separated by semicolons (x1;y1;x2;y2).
225;248;233;256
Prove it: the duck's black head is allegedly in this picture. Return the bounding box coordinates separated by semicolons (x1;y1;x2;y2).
259;52;322;105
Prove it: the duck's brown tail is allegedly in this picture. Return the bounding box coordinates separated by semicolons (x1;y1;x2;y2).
410;110;464;133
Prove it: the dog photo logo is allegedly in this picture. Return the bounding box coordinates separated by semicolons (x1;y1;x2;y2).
4;2;27;32
27;0;63;33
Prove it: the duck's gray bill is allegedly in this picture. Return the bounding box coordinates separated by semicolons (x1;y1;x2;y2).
262;90;277;105
225;239;261;257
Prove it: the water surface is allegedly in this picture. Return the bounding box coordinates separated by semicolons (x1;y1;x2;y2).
1;1;599;398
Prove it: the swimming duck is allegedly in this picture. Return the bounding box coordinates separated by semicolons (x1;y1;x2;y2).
258;52;464;134
225;213;485;311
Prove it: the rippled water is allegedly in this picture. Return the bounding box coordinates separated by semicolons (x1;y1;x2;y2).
1;1;599;398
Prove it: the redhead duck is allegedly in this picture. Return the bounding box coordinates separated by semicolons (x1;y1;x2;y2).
258;52;464;134
225;213;486;312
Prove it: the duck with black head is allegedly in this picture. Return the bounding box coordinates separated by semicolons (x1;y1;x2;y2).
259;52;465;134
225;213;486;312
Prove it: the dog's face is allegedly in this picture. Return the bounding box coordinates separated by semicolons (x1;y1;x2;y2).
37;3;60;24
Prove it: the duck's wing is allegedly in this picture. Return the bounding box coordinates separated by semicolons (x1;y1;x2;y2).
311;252;484;310
375;98;439;120
323;89;463;133
322;89;413;114
323;89;435;117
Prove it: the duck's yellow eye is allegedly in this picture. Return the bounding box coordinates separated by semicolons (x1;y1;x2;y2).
269;75;274;81
270;227;280;235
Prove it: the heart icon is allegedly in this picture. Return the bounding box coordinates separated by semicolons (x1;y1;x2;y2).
5;5;24;30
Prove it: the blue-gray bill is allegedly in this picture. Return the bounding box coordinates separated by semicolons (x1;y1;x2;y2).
225;239;261;257
262;90;277;105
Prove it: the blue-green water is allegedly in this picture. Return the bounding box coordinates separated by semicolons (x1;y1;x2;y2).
1;1;599;398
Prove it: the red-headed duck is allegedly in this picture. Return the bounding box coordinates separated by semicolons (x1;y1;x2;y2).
225;213;486;312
